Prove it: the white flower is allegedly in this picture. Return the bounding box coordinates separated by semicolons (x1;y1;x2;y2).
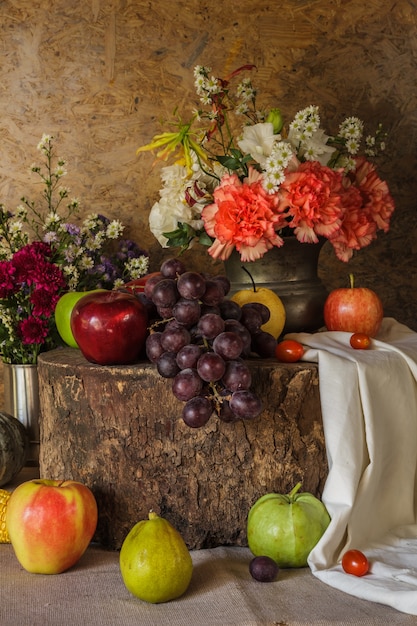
44;211;62;228
237;122;276;166
295;129;335;165
106;220;124;239
37;134;52;151
125;255;150;278
149;197;191;247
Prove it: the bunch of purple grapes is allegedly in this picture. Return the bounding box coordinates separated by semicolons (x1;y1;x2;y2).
143;258;277;428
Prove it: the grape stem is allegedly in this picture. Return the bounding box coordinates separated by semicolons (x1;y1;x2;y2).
209;381;231;415
241;266;257;292
148;317;174;332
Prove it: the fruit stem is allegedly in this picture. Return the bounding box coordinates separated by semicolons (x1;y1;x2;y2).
349;273;355;289
288;482;302;501
148;511;159;520
241;266;256;292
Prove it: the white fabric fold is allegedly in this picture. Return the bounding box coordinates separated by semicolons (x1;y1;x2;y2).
287;318;417;615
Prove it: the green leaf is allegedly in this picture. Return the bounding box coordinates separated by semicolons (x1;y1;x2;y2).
163;222;197;249
198;231;213;247
216;155;242;170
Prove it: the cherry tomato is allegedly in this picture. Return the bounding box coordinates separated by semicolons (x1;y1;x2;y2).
341;549;369;577
275;339;304;363
349;333;372;350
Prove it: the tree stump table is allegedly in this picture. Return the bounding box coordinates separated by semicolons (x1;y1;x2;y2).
38;348;327;550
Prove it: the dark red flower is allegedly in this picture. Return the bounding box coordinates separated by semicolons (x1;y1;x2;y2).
17;317;50;345
0;261;17;298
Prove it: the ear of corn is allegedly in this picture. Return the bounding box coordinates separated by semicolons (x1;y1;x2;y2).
0;489;11;543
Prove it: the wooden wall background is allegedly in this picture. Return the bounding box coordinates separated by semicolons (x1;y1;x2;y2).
1;0;416;328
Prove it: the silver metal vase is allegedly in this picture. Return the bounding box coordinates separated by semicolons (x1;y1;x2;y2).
3;363;40;466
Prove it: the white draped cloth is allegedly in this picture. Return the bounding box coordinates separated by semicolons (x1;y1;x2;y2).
287;318;417;615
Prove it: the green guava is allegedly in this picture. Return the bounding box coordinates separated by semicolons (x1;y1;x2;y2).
247;483;330;568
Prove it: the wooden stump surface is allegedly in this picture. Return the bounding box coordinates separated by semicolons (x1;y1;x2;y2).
38;348;327;550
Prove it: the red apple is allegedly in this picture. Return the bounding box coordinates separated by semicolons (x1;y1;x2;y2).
323;274;383;337
54;289;107;348
122;271;161;294
70;290;148;365
5;479;98;574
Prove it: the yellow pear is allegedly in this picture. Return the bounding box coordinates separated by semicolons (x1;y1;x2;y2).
231;287;286;339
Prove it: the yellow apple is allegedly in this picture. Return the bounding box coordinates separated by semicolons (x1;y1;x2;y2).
231;287;286;339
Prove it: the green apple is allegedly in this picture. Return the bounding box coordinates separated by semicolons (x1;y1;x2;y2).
6;479;98;574
231;287;286;339
247;483;330;568
54;290;107;348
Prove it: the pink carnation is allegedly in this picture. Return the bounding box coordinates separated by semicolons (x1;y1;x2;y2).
329;186;377;261
276;161;345;243
351;156;395;232
202;168;286;262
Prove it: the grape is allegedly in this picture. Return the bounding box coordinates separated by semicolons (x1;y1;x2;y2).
134;292;157;319
157;304;175;319
182;396;213;428
213;331;243;360
146;259;265;429
152;278;179;307
145;332;164;363
173;298;201;327
242;302;270;324
160;326;191;353
197;313;225;340
200;304;221;317
249;556;279;582
240;306;263;334
229;390;262;419
219;299;242;321
197;352;226;382
176;344;202;369
222;359;252;391
144;272;163;299
252;331;277;358
157;352;180;378
224;319;252;354
201;280;225;307
177;271;206;300
213;275;231;296
160;257;186;278
172;368;203;401
164;318;185;331
218;398;239;423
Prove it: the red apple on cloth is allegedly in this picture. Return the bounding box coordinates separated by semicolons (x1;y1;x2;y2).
323;274;383;337
71;290;148;365
5;479;98;574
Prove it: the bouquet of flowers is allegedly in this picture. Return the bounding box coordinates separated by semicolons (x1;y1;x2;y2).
137;64;395;264
0;134;149;364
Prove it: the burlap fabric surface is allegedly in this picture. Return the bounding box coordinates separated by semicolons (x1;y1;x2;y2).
1;543;417;625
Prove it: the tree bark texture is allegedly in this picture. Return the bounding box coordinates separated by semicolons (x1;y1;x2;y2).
38;348;327;550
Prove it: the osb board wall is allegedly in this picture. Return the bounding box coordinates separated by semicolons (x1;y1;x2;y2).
0;0;416;327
